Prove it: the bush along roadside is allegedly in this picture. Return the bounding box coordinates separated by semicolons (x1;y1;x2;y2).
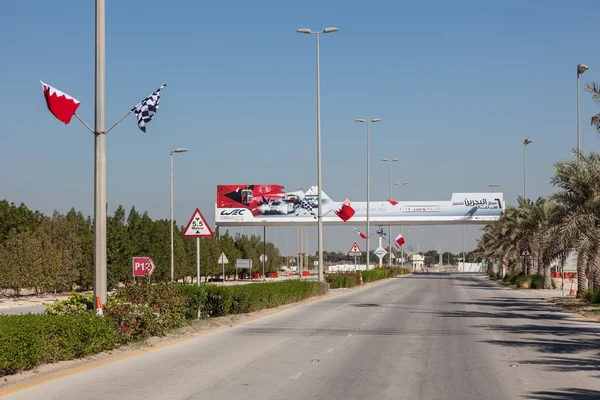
325;267;410;289
498;273;557;289
0;280;329;377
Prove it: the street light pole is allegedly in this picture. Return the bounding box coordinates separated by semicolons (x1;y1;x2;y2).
93;0;107;305
356;118;381;270
577;64;589;156
524;139;532;199
170;148;187;283
382;158;399;267
296;186;306;276
297;27;338;282
394;181;408;266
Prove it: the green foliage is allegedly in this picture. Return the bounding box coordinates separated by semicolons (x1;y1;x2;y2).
584;290;600;304
0;201;285;294
505;273;545;289
0;314;116;377
3;280;328;376
184;281;329;317
326;268;408;288
45;291;94;315
326;273;357;289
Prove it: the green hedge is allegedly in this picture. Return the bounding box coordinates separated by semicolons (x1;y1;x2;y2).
584;290;600;304
0;314;116;377
2;280;329;377
185;281;329;317
325;268;409;288
506;274;545;289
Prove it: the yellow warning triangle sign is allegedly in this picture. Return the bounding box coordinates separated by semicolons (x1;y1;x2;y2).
349;242;362;255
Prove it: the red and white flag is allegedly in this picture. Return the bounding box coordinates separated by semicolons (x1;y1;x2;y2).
394;233;405;248
334;198;355;222
40;81;81;124
387;199;399;206
354;228;367;239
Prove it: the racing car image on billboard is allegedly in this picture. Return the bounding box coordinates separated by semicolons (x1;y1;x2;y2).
217;185;334;219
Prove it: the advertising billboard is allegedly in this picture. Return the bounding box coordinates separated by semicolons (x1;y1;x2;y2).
215;184;504;226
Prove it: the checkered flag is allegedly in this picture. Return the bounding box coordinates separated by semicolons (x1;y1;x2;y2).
300;199;317;219
375;227;386;237
132;84;166;132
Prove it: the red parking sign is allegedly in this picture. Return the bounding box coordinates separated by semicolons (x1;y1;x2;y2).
132;257;156;277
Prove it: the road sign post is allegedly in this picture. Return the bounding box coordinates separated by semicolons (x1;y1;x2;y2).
218;252;229;282
182;208;213;318
374;237;387;268
259;254;267;281
348;242;362;273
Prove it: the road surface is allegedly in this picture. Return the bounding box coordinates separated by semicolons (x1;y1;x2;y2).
0;304;45;315
3;274;599;400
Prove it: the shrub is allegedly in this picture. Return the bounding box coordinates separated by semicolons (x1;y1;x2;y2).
530;275;544;289
326;273;357;289
584;290;600;304
45;291;94;315
184;281;329;316
0;314;115;377
325;268;403;288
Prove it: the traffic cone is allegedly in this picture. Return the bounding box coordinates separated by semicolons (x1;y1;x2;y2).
359;272;364;285
95;296;103;316
569;279;576;296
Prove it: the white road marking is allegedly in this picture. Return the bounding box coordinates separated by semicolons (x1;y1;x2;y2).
289;372;304;380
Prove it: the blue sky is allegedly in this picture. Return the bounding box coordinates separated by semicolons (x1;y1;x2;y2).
1;0;600;257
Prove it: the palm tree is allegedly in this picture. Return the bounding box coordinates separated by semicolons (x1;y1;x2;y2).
550;150;600;296
585;82;600;135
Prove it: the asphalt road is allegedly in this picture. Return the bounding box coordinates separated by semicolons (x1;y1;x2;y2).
3;274;599;400
0;305;46;315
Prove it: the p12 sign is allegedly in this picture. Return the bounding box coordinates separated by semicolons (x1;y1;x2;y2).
132;257;156;277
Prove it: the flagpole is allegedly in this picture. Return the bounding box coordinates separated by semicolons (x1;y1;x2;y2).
105;110;131;134
94;0;108;306
74;113;94;133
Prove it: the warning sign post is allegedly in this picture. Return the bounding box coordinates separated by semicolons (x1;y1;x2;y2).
182;209;214;299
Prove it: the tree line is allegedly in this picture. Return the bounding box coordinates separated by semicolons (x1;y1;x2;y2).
0;201;283;295
477;83;600;298
476;152;600;297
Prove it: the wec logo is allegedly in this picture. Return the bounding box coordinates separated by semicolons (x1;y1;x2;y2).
220;209;246;216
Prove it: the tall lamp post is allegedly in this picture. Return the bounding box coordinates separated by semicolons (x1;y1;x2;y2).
523;139;532;199
382;158;399;267
577;64;589;155
170;148;187;282
394;181;408;265
487;184;499;192
297;27;338;282
296;186;306;275
356;118;381;269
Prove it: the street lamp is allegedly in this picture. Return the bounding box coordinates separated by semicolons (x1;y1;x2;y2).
394;181;408;265
356;118;381;270
170;148;187;282
523;139;532;199
448;232;455;266
488;184;499;192
297;27;338;282
295;186;306;275
577;64;589;155
382;158;399;267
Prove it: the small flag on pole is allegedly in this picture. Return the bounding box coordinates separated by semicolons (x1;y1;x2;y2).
132;84;166;132
334;198;355;222
394;233;405;248
40;81;81;124
354;228;367;239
